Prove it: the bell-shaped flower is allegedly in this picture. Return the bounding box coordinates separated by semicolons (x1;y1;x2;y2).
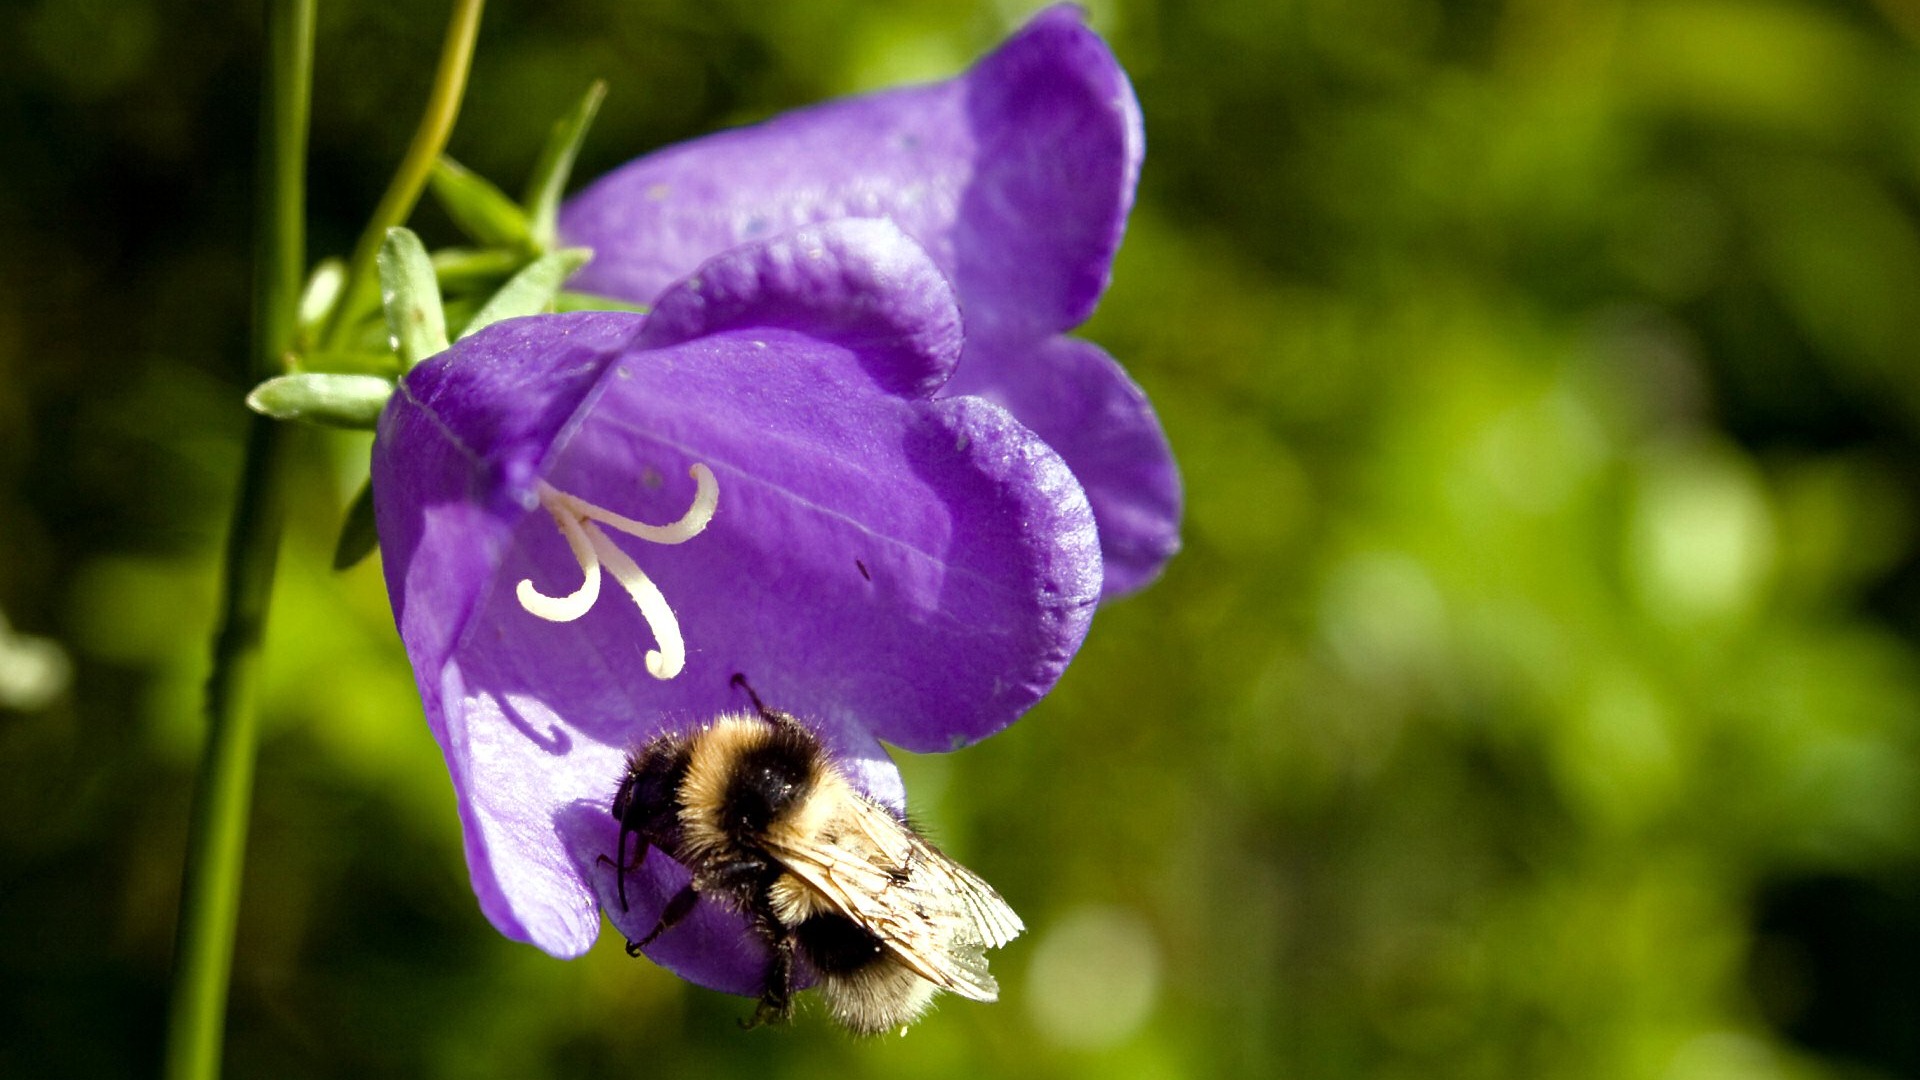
370;220;1101;991
560;4;1180;597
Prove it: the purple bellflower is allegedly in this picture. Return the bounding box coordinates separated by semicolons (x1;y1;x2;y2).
371;6;1179;1000
371;219;1101;992
561;4;1180;596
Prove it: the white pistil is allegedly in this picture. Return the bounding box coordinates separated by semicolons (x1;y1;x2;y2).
515;463;719;680
584;524;685;679
515;502;601;622
549;463;719;544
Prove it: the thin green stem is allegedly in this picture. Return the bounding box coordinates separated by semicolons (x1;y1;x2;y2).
162;0;313;1077
319;0;487;350
166;4;491;1074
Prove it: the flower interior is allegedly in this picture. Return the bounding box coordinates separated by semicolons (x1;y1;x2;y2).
517;464;720;679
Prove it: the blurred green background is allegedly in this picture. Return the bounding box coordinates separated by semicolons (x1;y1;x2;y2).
5;0;1920;1076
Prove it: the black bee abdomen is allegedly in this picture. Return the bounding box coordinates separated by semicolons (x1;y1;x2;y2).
794;913;886;975
723;740;815;837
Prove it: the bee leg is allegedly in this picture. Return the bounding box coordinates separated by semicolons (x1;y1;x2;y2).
592;854;628;911
628;883;699;956
743;929;796;1029
736;884;796;1029
594;833;650;912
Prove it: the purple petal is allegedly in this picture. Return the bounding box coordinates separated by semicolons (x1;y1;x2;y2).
371;224;1100;978
557;8;1175;593
637;218;960;398
532;327;1100;756
946;335;1181;596
560;4;1141;343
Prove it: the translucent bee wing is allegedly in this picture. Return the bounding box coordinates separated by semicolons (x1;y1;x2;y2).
765;794;1022;1002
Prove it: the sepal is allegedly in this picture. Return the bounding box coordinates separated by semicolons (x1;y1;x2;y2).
432;248;527;293
430;157;534;249
524;81;607;250
297;258;346;334
245;372;394;429
553;291;648;315
378;227;449;368
333;479;380;570
459;248;593;339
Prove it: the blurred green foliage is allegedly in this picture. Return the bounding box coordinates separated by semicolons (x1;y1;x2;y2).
3;0;1920;1076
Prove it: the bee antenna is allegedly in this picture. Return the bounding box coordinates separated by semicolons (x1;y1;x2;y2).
729;672;772;719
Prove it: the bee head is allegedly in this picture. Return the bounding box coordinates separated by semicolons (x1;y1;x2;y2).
613;737;695;834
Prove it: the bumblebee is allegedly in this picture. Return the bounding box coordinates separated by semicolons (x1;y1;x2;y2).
609;679;1023;1034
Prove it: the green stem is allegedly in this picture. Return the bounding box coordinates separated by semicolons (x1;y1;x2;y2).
165;4;491;1074
319;0;487;350
162;0;313;1077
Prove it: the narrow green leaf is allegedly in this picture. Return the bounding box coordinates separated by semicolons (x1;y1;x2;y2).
524;80;608;250
430;156;533;249
553;290;650;315
460;247;594;339
317;0;484;352
432;246;529;292
332;479;380;570
378;227;448;367
245;373;394;429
